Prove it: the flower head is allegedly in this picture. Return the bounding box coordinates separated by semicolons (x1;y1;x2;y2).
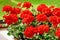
20;10;32;19
37;25;49;35
22;14;34;24
52;8;60;17
23;2;32;8
36;14;47;22
2;5;12;12
24;26;35;38
11;7;21;14
17;2;22;6
55;28;60;39
37;4;51;16
49;16;59;27
3;14;18;25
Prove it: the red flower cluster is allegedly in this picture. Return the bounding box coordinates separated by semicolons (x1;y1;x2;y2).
37;4;51;16
3;14;18;25
52;8;60;17
49;16;59;27
24;26;35;38
49;6;55;9
2;5;21;15
17;2;22;6
20;10;32;19
55;28;60;38
24;25;49;38
58;17;60;23
11;7;21;14
22;14;34;24
2;5;12;12
23;2;32;8
37;25;49;35
36;14;47;22
20;10;34;24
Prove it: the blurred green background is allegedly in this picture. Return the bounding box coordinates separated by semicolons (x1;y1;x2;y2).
0;0;60;20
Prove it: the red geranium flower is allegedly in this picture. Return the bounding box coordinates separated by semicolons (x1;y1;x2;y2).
58;17;60;23
17;2;22;6
3;14;18;25
52;8;60;17
2;5;12;12
20;10;32;19
23;2;32;8
37;25;49;35
37;4;51;16
33;27;38;34
49;6;55;9
49;16;59;27
36;14;47;22
22;14;34;24
55;28;60;39
11;7;21;14
24;26;35;38
37;4;47;11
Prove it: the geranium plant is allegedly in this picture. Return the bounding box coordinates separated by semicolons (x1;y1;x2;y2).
2;2;60;40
